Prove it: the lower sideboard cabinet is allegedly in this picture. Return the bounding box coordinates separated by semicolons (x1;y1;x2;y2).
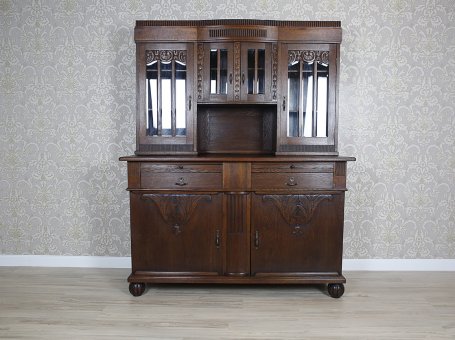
122;157;352;298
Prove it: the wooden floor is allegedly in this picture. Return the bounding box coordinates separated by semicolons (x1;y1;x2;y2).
0;268;454;339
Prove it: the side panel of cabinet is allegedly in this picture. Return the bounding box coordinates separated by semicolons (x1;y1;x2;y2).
251;193;344;275
130;192;223;275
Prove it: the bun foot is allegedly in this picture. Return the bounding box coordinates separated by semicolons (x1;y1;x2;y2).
328;283;344;298
129;282;146;296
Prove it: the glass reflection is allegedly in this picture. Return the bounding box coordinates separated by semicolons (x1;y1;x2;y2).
161;61;172;135
287;52;329;138
210;49;228;94
175;61;186;136
247;48;266;95
316;62;328;137
146;61;158;136
146;51;187;137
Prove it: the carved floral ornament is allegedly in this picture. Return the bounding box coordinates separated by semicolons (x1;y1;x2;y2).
146;50;187;64
141;194;211;234
263;194;332;236
288;50;329;65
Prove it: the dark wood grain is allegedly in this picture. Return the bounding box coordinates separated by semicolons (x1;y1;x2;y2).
123;20;354;298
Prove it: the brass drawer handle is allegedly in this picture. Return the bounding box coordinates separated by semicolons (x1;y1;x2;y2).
175;177;187;186
286;177;297;186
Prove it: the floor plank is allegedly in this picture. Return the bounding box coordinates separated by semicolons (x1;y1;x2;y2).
0;268;454;339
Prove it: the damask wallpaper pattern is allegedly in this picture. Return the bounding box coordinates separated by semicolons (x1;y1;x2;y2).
0;0;454;258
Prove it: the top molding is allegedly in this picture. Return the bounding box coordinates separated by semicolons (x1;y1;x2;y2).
136;19;341;28
135;20;342;43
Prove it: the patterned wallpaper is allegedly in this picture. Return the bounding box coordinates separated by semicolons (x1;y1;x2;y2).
0;0;454;258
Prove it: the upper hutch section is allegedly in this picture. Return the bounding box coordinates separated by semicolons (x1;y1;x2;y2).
134;20;342;155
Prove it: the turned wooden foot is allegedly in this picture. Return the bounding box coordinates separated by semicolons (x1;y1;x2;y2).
328;283;344;298
129;282;146;296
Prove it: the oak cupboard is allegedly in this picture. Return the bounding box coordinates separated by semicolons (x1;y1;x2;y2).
120;20;355;298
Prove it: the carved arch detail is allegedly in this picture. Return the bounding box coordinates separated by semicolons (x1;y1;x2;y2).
288;50;329;65
263;194;332;235
141;194;212;234
146;50;187;64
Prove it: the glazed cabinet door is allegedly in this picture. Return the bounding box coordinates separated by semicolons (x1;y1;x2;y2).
201;42;234;102
240;43;273;102
200;42;274;102
251;193;344;276
130;192;223;275
136;42;195;154
278;44;338;154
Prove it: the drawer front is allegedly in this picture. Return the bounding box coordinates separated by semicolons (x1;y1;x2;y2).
141;163;222;190
251;162;334;173
252;172;333;190
141;163;222;173
251;162;334;191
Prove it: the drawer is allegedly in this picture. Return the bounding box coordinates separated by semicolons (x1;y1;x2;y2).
251;162;333;190
140;163;222;190
252;172;333;190
251;162;333;173
141;163;222;173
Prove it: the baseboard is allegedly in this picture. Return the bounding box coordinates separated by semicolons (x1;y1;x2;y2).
0;255;131;268
343;259;455;271
0;256;454;271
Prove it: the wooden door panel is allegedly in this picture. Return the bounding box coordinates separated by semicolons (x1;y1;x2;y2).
251;193;344;275
130;192;223;275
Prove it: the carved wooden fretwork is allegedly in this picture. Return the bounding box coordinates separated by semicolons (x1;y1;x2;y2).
288;50;329;65
197;43;203;100
234;42;241;100
146;50;187;64
271;43;278;100
263;195;332;235
141;194;212;234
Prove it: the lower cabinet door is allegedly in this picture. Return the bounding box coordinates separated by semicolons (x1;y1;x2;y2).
130;192;223;275
251;193;345;276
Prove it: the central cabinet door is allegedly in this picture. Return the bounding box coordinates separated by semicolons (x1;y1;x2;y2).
201;42;272;102
251;193;344;275
130;192;223;275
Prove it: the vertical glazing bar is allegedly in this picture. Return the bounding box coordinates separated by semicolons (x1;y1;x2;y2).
254;49;258;94
157;61;162;136
147;79;152;134
217;50;221;94
171;60;176;137
298;61;304;137
312;61;318;137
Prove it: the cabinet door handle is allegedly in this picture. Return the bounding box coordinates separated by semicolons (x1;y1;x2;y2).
229;73;233;84
175;177;187;186
215;229;220;248
254;230;259;249
282;96;286;111
286;177;297;186
242;73;245;84
188;96;192;110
